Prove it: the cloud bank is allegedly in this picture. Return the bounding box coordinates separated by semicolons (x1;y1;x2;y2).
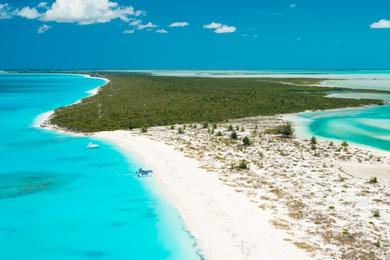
0;0;144;25
203;22;236;34
0;3;12;19
169;21;188;27
41;0;140;25
370;19;390;29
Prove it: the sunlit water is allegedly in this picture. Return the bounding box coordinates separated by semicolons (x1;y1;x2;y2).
0;73;200;260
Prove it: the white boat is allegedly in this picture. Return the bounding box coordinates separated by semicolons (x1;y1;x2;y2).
86;142;100;149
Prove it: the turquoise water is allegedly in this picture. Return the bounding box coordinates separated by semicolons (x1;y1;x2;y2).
295;73;390;151
296;104;390;151
0;73;200;260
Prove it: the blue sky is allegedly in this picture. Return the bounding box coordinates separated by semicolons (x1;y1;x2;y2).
1;0;390;70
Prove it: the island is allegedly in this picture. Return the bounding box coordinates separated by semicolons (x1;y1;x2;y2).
45;73;390;260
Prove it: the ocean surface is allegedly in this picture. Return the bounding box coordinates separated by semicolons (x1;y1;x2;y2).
0;73;200;260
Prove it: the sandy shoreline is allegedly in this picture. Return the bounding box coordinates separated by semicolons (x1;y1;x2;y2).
94;131;312;260
39;116;390;259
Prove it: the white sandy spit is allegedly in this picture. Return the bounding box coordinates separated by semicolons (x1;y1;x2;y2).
94;130;312;260
93;117;390;260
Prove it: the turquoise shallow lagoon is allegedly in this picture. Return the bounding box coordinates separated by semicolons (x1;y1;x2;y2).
293;76;390;152
0;73;200;260
292;104;390;151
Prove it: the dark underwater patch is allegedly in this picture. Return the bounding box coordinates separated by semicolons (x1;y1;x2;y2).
0;171;63;199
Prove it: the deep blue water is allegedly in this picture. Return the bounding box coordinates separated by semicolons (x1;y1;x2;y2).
0;73;200;260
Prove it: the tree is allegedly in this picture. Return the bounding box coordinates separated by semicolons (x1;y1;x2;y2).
230;131;238;139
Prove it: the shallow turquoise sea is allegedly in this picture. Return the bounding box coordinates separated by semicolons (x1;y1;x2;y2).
0;73;200;260
296;77;390;152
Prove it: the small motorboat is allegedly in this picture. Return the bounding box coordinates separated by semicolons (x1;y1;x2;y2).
87;142;100;149
136;168;153;177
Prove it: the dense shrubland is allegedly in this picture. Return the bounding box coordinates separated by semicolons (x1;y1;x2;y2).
51;74;383;132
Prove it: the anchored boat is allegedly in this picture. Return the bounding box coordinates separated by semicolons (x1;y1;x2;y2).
136;168;153;177
86;142;99;149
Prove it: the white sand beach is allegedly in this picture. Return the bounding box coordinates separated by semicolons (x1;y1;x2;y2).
91;116;390;260
94;130;312;260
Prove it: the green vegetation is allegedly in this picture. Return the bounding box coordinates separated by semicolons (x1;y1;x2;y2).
267;122;295;138
51;74;384;132
369;176;378;184
230;131;238;139
238;160;249;170
311;136;317;150
242;136;251;146
177;127;184;134
372;210;380;218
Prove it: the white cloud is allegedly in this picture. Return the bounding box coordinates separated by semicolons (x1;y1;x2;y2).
123;29;135;34
204;22;236;34
15;7;41;19
38;24;52;34
215;25;236;34
156;29;168;33
135;10;145;17
41;0;139;25
169;21;188;28
0;3;12;19
136;22;157;30
203;22;222;29
37;2;48;8
370;19;390;29
129;19;141;26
